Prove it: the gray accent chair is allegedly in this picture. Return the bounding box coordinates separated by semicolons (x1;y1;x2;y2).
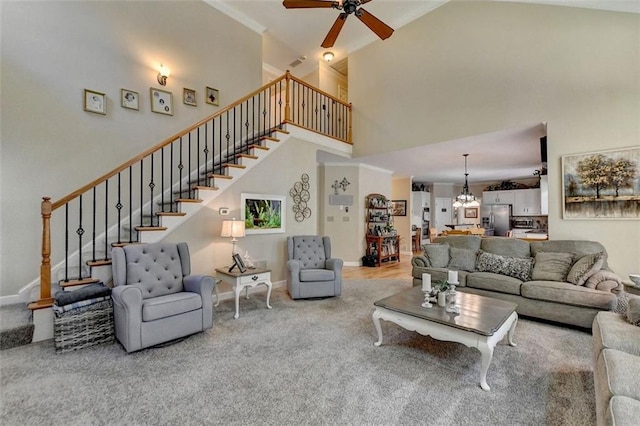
111;242;214;353
287;235;343;299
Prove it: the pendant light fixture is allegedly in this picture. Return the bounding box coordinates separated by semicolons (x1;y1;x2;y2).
452;154;480;208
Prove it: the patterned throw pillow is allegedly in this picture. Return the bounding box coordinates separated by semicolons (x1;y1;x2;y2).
627;296;640;327
448;247;478;272
567;252;605;286
424;244;450;268
476;251;534;281
613;291;630;317
531;252;574;282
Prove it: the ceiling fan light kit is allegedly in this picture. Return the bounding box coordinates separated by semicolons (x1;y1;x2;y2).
283;0;394;48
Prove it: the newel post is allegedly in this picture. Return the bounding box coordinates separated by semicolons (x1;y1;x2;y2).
284;70;292;122
39;197;52;302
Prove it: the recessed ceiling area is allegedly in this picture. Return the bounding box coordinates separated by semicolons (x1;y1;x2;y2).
318;123;547;184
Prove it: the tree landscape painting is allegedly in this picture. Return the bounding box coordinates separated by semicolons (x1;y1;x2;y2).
562;147;640;219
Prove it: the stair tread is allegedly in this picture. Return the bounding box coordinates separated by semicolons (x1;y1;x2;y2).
272;128;289;135
236;154;258;160
193;185;219;191
28;298;54;311
134;226;168;231
250;144;269;151
156;212;186;216
261;136;279;142
209;174;233;179
111;242;141;247
175;198;202;203
224;163;246;169
59;278;101;288
86;259;112;267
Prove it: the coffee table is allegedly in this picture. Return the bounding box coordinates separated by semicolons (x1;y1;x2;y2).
372;286;518;391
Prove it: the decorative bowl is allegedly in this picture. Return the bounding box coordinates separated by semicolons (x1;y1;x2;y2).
630;274;640;286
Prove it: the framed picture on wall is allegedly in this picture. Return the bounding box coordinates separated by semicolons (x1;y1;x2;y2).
206;86;219;106
83;89;106;115
150;88;173;115
121;89;139;110
241;193;285;234
391;200;407;216
183;88;197;106
464;207;478;218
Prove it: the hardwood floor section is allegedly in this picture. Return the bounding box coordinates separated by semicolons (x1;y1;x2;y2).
342;252;417;280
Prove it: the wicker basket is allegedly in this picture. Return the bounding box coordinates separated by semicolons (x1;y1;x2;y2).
54;299;114;353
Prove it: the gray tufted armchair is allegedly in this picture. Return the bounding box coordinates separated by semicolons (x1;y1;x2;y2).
286;235;343;299
111;242;214;352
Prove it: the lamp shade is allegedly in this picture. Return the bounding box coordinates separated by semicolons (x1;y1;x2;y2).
221;219;245;239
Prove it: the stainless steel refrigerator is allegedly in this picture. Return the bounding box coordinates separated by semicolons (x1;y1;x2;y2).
481;204;511;237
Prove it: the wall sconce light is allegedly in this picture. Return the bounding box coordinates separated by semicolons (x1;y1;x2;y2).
157;64;170;86
323;51;334;62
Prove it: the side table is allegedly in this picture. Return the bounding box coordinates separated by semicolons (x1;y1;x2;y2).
215;267;273;319
623;281;640;296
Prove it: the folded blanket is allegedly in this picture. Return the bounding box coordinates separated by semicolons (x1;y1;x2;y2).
53;296;110;315
54;282;111;306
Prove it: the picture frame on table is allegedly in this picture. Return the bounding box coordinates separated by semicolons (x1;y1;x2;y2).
183;88;197;106
83;89;106;115
206;86;219;106
229;253;247;273
121;89;139;110
150;88;173;115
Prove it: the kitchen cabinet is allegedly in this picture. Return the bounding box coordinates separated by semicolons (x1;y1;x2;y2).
411;191;430;215
482;190;515;205
513;188;542;216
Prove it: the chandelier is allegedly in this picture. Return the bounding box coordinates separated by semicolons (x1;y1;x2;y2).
452;154;480;208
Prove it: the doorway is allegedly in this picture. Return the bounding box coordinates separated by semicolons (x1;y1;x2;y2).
434;197;452;234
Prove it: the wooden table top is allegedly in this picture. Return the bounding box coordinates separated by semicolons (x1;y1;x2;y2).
215;266;270;278
374;286;517;336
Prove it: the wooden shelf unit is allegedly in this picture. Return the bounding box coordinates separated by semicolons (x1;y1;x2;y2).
365;194;400;266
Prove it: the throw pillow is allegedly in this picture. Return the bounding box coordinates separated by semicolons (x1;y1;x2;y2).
476;251;534;281
613;291;629;317
423;244;450;268
584;270;622;290
627;297;640;327
567;252;605;286
447;247;478;272
531;252;574;282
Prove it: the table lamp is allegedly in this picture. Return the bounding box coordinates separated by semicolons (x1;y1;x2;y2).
220;218;245;255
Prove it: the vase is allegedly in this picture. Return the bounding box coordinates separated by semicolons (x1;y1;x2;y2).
437;291;446;307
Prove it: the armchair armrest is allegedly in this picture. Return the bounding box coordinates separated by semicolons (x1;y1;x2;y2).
111;284;144;352
287;259;303;274
326;258;343;272
183;275;215;330
411;255;430;268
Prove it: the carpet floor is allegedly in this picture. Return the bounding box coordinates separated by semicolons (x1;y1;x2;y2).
0;278;595;425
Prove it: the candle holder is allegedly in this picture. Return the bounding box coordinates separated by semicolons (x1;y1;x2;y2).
445;284;460;314
421;290;432;308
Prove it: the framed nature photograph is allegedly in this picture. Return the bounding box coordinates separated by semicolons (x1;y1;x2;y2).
121;89;139;110
206;86;219;106
183;88;197;106
83;89;106;115
241;193;285;234
562;146;640;219
464;207;478;218
391;200;407;216
150;88;173;115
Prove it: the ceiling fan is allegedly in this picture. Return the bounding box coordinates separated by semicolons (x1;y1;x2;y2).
282;0;394;48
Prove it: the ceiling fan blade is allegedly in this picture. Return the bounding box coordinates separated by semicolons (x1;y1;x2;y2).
357;8;394;41
282;0;337;9
359;0;374;4
321;13;348;48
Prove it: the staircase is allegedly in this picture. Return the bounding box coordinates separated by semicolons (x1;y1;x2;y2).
18;71;352;344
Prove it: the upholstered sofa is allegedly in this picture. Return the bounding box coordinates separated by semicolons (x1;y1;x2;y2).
592;305;640;425
411;236;623;328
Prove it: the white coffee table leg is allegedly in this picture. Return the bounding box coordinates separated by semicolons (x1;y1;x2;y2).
372;309;384;346
477;341;494;391
508;314;518;347
264;280;273;309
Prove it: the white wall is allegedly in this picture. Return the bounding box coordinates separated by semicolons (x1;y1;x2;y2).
350;2;640;277
391;177;412;253
0;1;262;297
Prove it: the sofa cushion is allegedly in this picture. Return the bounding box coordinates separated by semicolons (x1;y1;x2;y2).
593;311;640;357
530;240;609;269
447;247;478;272
300;269;335;282
596;349;640;411
433;235;482;251
476;251;533;281
466;272;522;296
480;237;531;259
424;244;450;268
605;396;640;426
531;252;574;282
627;296;640;327
142;292;202;322
567;252;605;285
522;280;616;310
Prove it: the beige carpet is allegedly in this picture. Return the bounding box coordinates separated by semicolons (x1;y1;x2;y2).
0;278;595;425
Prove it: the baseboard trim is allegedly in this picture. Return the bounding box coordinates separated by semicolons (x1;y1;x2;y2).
343;261;361;267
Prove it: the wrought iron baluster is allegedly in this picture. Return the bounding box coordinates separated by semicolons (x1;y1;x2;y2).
64;204;69;282
149;153;155;225
196;128;201;187
139;160;143;227
187;133;192;198
161;147;165;212
116;173;122;244
104;180;108;257
178;137;184;200
129;166;133;241
170;142;174;213
92;187;97;259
